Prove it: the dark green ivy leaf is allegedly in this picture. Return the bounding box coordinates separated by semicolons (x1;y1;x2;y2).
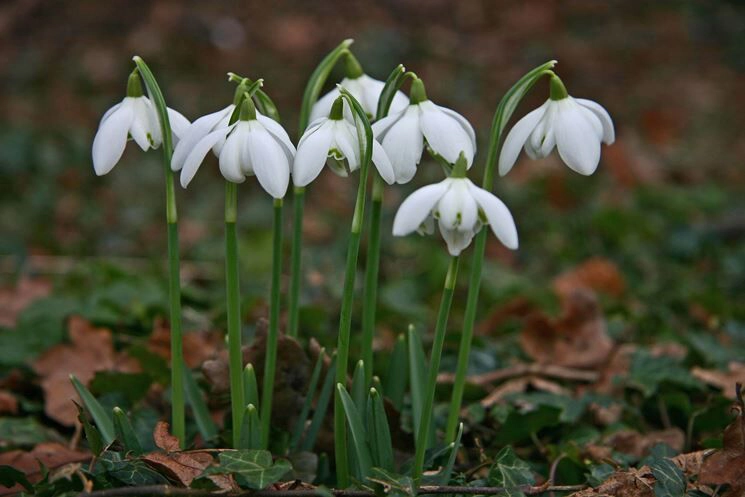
487;446;535;497
203;450;291;489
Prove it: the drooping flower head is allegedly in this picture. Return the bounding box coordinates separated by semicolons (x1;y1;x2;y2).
309;53;408;123
294;96;395;187
498;74;614;176
393;154;518;256
373;78;477;184
179;97;295;199
92;70;190;176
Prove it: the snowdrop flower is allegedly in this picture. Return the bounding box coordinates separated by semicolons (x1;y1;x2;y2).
294;97;395;187
309;55;408;122
180;98;295;199
92;71;189;176
498;75;614;176
393;155;518;256
171;103;235;174
372;78;476;184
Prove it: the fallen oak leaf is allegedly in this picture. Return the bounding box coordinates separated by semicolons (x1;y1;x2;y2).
152;421;180;453
0;442;89;495
693;363;745;399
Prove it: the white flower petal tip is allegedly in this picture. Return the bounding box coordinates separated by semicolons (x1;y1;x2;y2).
310;74;408;123
499;96;614;176
393;178;519;254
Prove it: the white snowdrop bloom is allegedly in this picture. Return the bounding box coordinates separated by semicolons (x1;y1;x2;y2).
372;78;476;185
498;76;614;176
293;97;395;187
171;103;235;173
92;73;189;176
179;99;295;199
310;73;408;123
393;159;518;256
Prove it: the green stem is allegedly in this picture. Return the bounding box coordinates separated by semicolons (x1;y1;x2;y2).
260;198;283;448
361;174;384;386
167;215;185;447
444;231;485;441
334;150;370;489
413;256;460;484
287;187;305;338
224;181;244;448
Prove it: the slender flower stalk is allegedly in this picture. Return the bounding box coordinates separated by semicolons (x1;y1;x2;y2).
224;180;244;448
260;197;283;448
412;255;460;484
129;57;189;447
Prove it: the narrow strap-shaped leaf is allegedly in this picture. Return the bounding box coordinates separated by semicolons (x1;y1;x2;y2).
239;404;262;450
113;407;143;455
351;360;367;413
384;333;408;411
367;388;394;471
70;374;115;445
339;88;373;170
75;401;103;456
254;89;281;123
298;39;354;132
300;357;337;452
184;366;218;441
482;59;557;189
337;384;373;479
244;364;260;411
407;325;433;448
375;65;418;121
290;349;326;450
440;422;463;484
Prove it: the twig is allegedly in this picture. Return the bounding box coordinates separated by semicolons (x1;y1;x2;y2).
78;483;588;497
438;363;599;385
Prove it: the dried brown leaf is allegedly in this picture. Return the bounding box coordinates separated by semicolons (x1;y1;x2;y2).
0;442;89;494
152;421;180;453
553;257;626;299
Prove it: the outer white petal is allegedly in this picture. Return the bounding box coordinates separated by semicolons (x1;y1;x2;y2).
129;97;154;151
438;223;475;256
575;98;615;144
257;114;296;162
419;101;475;166
92;103;134;176
99;102;123;125
171;105;233;171
371;108;404;141
381;107;423;184
554;100;602;175
248;122;290;198
436;105;477;159
392;181;449;236
389;89;410;115
219;124;249;184
167;108;191;142
436;180;475;230
466;180;518;249
310;87;341;123
293;121;334;187
333;120;360;172
180;125;234;188
371;141;395;185
498;101;549;176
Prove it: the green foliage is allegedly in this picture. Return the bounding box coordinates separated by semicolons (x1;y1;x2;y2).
94;451;168;486
204;450;292;489
337;384;373;479
628;349;702;397
487;446;535;497
90;372;152;405
0;465;33;492
112;407;143;455
70;374;115;445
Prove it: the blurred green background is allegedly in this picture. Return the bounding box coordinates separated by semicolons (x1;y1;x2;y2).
1;0;744;346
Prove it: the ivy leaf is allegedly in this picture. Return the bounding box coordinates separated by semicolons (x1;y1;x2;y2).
0;465;33;491
628;349;702;397
487;446;535;497
204;450;291;490
650;458;686;497
94;451;168;486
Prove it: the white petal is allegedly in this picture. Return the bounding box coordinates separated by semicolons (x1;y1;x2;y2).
293;121;334;187
498;101;549;176
419;101;475;166
92;103;134;176
99;102;123;125
333;120;360;172
554;100;602;175
310;87;341;123
180;125;234;188
438;223;475;256
436;105;478;160
372;141;395;185
381;107;423;184
466;180;518;249
247;122;290;198
257;114;296;162
575;98;615;144
219;125;249;184
436;180;476;230
392;181;449;236
371;108;404;141
388;89;410;115
129;97;154;150
171;105;233;171
167;108;191;142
